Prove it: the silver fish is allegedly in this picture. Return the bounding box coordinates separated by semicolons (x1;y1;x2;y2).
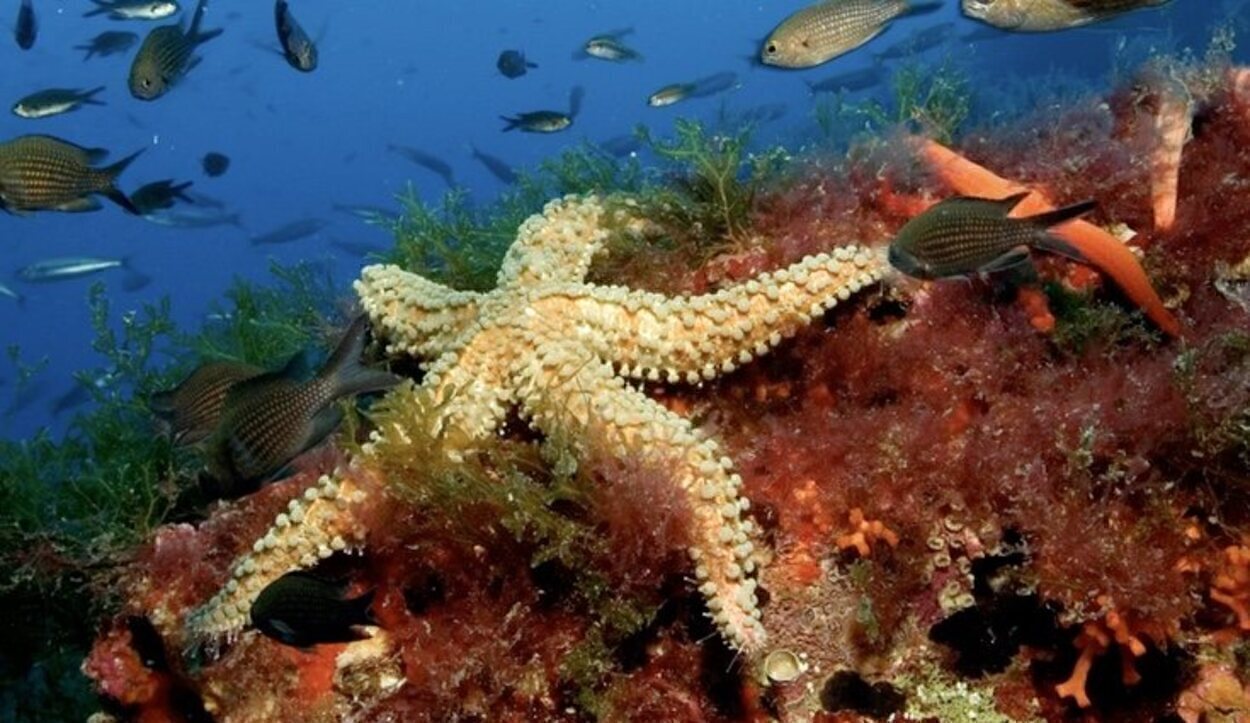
84;0;181;21
12;87;107;119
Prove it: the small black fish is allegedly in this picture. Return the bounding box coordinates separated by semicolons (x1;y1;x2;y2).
496;49;537;78
888;193;1095;280
130;178;194;215
151;360;267;446
201;151;230;177
129;0;223;101
468;144;518;185
274;0;317;72
387;144;455;187
204;315;400;487
75;31;140;61
251;571;376;648
15;0;36;50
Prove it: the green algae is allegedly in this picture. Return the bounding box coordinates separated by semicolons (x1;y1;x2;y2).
813;59;972;146
901;668;1041;723
0;261;344;721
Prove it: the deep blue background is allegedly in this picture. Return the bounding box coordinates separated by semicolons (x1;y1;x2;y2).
0;0;1243;440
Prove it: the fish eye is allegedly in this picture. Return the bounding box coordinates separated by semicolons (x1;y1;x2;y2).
765;43;777;55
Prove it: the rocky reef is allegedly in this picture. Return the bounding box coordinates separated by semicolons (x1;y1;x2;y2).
80;60;1250;722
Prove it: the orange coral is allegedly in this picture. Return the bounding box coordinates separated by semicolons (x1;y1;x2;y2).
911;137;1183;337
1210;541;1250;633
835;508;899;558
1054;601;1175;708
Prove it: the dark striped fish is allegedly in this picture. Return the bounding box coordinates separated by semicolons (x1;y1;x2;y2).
962;0;1172;31
150;360;266;446
0;135;141;214
129;0;223;101
205;315;401;488
761;0;941;69
888;193;1096;280
275;0;317;72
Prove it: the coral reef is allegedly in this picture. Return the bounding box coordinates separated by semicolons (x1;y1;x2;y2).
78;61;1250;722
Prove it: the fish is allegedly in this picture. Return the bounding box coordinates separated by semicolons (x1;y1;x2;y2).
142;206;243;228
648;83;696;108
274;0;317;72
0;281;24;306
250;571;377;648
129;0;223;101
331;203;398;223
0;135;141;215
19;256;127;282
201;151;230;177
496;49;537;79
248;218;329;245
648;71;740;107
501;85;583;133
74;31;140;60
84;0;181;20
873;21;954;59
130;178;193;214
330;239;387;257
582;28;641;62
468;144;518;184
734;103;789;125
15;0;36;50
386;144;455;187
888;193;1097;280
204;314;401;487
805;66;884;94
761;0;942;69
150;360;266;446
961;0;1172;31
12;87;107;120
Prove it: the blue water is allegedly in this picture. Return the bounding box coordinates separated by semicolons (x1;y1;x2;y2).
0;0;1243;440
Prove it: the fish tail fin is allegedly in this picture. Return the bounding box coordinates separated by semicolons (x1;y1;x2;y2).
1025;199;1097;231
526;60;538;69
320;314;402;398
905;0;944;16
188;0;222;44
500;116;520;132
81;86;107;105
82;1;108;18
173;181;194;203
101;150;144;215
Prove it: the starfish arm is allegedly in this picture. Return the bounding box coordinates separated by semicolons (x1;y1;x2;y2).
184;471;372;644
420;329;518;443
561;245;887;384
495;195;661;289
355;264;482;360
515;339;767;652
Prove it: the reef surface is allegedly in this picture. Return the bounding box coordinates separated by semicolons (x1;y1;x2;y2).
83;62;1250;722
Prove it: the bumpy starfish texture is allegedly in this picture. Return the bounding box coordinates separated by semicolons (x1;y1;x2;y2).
185;194;886;653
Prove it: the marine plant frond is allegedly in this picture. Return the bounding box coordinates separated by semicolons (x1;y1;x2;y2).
638;118;765;245
832;58;972;145
189;259;336;368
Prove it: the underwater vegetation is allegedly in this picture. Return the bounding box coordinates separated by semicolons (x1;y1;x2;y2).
4;51;1250;722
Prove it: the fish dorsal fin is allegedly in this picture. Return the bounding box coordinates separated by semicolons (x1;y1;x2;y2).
937;192;1031;217
28;134;109;164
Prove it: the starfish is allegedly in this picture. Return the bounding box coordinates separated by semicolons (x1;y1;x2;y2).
185;194;886;653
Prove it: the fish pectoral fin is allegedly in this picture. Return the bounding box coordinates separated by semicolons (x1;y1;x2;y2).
979;246;1033;275
1031;233;1090;265
300;405;345;456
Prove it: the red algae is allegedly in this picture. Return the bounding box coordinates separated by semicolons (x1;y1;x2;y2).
83;62;1250;722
